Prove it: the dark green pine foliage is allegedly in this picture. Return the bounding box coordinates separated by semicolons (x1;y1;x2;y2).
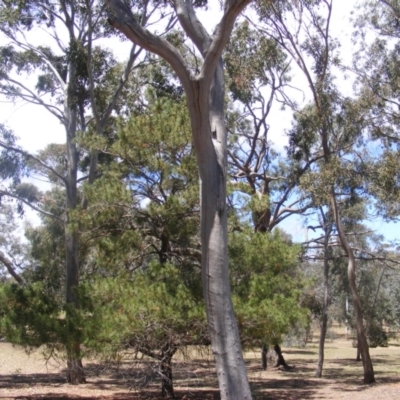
229;226;309;347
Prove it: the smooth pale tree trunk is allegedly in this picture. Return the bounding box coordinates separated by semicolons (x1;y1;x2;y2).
316;218;332;378
316;285;329;377
330;188;375;384
106;1;253;398
190;65;252;399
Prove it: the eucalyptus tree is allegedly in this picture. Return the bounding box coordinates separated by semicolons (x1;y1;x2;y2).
225;21;315;235
106;1;254;398
225;21;316;369
353;0;400;220
0;203;25;285
255;0;375;383
0;0;158;383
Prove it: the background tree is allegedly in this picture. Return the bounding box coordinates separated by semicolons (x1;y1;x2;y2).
0;0;158;382
256;0;375;383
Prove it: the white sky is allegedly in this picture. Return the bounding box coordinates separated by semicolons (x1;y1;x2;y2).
1;0;397;243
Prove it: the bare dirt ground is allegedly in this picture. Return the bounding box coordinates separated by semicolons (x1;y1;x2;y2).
1;328;400;399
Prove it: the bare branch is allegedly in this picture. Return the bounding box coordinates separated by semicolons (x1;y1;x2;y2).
199;0;251;86
0;141;67;185
0;250;24;285
174;0;211;56
106;0;192;92
0;190;63;222
1;78;64;122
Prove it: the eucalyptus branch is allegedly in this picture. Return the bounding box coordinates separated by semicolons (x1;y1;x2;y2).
107;0;192;92
174;0;211;56
0;250;24;285
100;44;143;128
0;190;63;222
0;141;67;185
1;77;64;121
199;0;251;87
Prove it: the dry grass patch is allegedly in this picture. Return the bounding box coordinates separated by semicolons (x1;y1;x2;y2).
1;326;400;399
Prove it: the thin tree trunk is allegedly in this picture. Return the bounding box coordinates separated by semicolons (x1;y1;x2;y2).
261;344;268;370
64;62;85;384
65;228;85;384
274;344;291;369
316;312;328;377
160;352;175;399
356;342;361;361
330;188;375;384
316;216;332;378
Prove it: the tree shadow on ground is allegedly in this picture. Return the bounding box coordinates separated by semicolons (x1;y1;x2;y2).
2;352;400;399
0;372;65;387
283;349;317;356
251;377;326;399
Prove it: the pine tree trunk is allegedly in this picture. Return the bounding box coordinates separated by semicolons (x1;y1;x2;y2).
67;341;86;384
261;344;268;370
274;344;291;369
160;354;175;398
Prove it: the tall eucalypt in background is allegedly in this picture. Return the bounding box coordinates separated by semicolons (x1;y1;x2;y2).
0;0;148;384
256;0;375;383
106;0;253;398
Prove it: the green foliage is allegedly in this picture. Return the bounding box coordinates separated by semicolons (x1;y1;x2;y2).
0;124;26;186
226;20;289;103
0;282;64;348
81;263;206;357
79;97;199;276
229;226;309;346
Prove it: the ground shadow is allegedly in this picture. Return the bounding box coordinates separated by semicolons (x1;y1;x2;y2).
251;376;326;399
2;343;400;399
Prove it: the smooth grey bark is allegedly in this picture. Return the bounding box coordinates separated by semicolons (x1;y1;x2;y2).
106;1;252;398
316;209;332;378
330;187;375;384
